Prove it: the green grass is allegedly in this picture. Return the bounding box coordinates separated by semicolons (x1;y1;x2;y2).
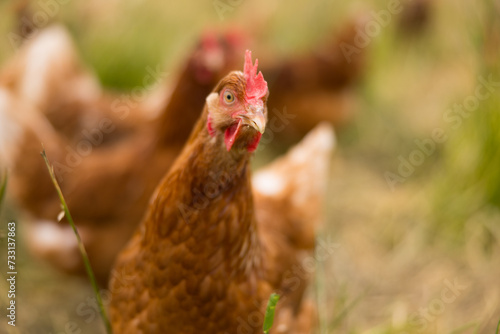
0;170;7;212
41;150;112;334
263;293;280;334
428;0;500;243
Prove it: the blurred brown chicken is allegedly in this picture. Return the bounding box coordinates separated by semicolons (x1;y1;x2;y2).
261;15;368;140
0;26;240;284
109;51;334;333
0;25;143;143
10;0;35;44
398;0;432;35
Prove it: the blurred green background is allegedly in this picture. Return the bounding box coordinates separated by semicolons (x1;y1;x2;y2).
0;0;499;333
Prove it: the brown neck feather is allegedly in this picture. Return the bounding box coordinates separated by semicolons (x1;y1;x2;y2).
145;106;261;277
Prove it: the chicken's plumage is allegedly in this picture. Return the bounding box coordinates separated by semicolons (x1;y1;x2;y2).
109;51;335;333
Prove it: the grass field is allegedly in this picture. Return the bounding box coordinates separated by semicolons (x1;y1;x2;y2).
0;0;499;333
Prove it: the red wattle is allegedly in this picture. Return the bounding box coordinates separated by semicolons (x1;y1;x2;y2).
247;132;262;152
207;116;215;137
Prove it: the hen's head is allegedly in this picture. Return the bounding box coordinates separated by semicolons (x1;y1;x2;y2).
189;32;225;84
206;50;268;153
190;30;243;84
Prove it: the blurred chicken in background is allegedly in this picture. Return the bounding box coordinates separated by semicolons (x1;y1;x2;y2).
262;15;368;140
10;0;35;44
0;25;145;143
398;0;432;35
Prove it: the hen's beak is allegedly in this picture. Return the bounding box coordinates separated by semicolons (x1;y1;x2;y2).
240;106;266;133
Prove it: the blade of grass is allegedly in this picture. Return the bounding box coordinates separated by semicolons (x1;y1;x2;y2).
263;293;280;334
447;321;480;334
41;150;112;334
495;319;499;334
329;291;366;330
0;170;7;212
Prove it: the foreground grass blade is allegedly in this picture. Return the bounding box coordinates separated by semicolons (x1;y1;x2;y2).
495;319;499;334
0;170;7;211
41;150;112;334
263;293;280;334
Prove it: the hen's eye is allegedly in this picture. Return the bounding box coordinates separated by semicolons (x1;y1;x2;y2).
223;90;235;104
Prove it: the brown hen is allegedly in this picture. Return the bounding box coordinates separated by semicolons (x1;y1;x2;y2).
109;51;334;334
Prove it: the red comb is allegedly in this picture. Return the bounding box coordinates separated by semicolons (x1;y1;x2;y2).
201;30;219;51
244;50;267;103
